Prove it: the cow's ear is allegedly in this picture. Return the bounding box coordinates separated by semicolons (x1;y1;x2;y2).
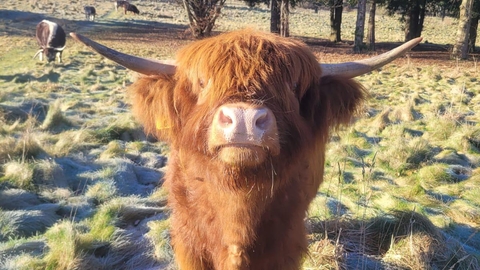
300;75;366;136
128;75;178;142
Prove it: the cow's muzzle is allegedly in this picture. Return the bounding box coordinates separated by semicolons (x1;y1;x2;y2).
209;103;280;167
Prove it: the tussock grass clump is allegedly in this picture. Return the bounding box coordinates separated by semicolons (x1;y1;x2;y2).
445;127;480;154
99;140;126;160
92;115;145;143
0;133;45;163
85;180;118;204
424;116;458;142
32;159;68;189
40;100;72;132
377;137;433;174
446;200;480;225
87;200;123;242
303;237;344;269
326;143;372;169
53;129;99;156
149;186;169;205
383;225;479;269
44;221;80;270
391;102;422;122
0;116;49;162
40;188;72;202
305;211;479;269
0;210;17;241
339;129;372;149
0;253;45;270
371;108;391;132
146;219;174;263
1;161;34;190
0;136;17;163
372;192;426;213
417;164;457;189
461;180;480;207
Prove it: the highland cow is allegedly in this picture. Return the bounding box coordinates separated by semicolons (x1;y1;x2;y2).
71;30;421;269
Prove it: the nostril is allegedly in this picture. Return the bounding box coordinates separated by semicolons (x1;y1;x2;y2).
218;109;233;127
253;108;272;131
255;113;269;130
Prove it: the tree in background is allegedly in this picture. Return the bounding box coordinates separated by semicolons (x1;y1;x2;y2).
329;0;343;42
468;0;480;52
245;0;294;37
270;0;281;34
280;0;290;36
452;0;474;59
367;0;377;50
353;0;367;52
183;0;225;38
382;0;428;41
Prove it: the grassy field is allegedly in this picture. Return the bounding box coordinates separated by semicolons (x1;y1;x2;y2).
0;0;479;269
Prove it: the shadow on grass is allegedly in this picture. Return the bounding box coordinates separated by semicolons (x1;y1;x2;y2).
0;71;60;83
0;9;188;40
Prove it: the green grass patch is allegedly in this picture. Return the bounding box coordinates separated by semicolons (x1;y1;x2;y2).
146;219;173;263
43;221;79;270
417;164;457;189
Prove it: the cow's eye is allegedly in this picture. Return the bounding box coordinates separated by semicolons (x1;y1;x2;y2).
199;79;205;88
293;82;298;90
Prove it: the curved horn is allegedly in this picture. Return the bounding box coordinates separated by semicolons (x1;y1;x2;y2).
320;37;422;78
69;32;176;75
55;45;66;51
33;49;43;59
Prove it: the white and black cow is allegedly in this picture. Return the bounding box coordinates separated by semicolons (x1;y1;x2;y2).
115;0;129;11
84;6;96;21
34;20;66;63
124;3;140;15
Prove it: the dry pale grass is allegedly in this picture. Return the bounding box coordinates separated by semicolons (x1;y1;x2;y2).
2;161;35;190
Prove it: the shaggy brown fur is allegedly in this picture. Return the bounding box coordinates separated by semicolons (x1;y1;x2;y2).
128;29;365;269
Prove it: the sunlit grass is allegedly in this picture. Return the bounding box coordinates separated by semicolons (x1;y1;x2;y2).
43;221;79;270
1;161;35;190
147;219;174;263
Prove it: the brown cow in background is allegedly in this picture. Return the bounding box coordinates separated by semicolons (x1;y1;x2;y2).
71;30;421;269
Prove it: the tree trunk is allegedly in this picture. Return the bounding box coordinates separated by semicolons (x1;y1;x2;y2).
452;0;474;59
270;0;280;34
405;0;426;41
329;0;343;42
468;12;479;52
353;0;367;52
280;0;289;37
183;0;197;36
404;3;418;40
416;0;426;37
205;5;223;36
367;0;376;51
182;0;225;39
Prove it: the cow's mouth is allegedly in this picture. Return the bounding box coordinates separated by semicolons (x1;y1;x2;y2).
217;144;269;167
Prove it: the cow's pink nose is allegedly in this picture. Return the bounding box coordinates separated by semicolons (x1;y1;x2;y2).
218;106;270;129
217;105;274;141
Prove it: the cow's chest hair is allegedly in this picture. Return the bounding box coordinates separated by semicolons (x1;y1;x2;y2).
168;157;312;250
